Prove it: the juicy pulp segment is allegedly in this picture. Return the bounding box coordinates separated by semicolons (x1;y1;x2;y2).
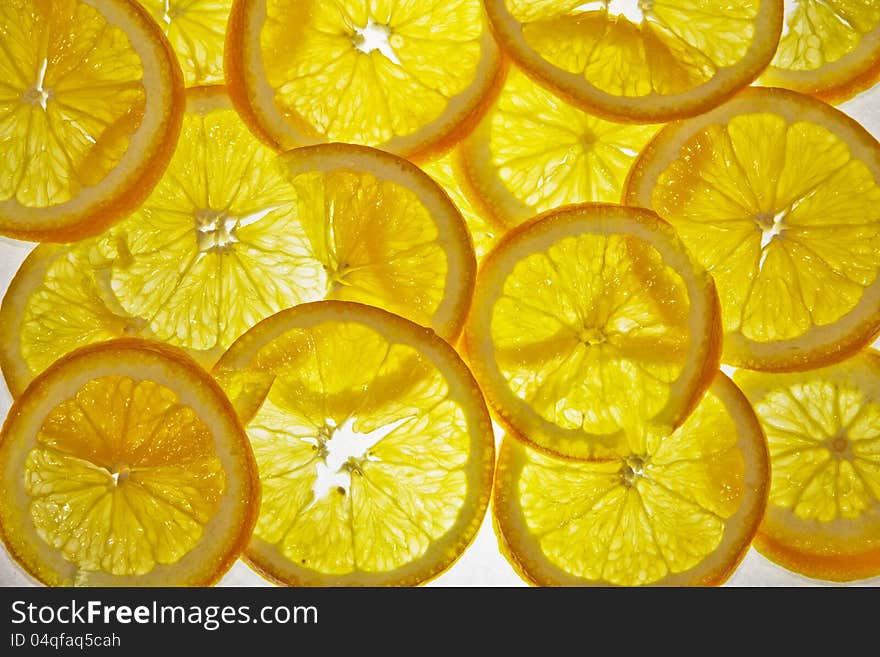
26;375;225;576
0;0;146;207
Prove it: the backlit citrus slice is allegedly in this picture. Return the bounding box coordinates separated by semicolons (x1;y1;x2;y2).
225;0;503;159
483;0;783;123
626;87;880;372
494;374;769;586
0;0;184;242
461;67;660;227
736;352;880;581
421;151;503;262
139;0;233;86
760;0;880;103
0;339;258;586
212;301;495;586
66;87;472;356
463;204;721;461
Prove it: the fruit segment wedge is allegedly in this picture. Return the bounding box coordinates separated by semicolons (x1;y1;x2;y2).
0;0;184;241
760;0;880;103
626;87;880;371
0;339;258;586
225;0;503;158
736;352;880;581
494;374;769;586
212;301;495;586
483;0;783;122
463;204;721;461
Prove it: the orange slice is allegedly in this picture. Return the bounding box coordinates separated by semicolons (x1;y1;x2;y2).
0;0;184;241
483;0;783;123
213;301;495;586
626;87;880;371
463;204;721;461
224;0;502;158
0;339;258;586
494;374;769;586
736;351;880;581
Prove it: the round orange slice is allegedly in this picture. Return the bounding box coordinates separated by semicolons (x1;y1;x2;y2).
482;0;783;123
463;204;722;461
0;0;184;241
212;301;495;586
0;339;258;586
493;374;769;586
736;351;880;582
224;0;503;159
626;87;880;372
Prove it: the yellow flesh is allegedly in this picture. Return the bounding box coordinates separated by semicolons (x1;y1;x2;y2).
492;233;691;437
650;112;880;345
508;386;745;586
467;69;659;224
235;320;470;575
26;375;224;576
0;0;146;207
79;103;449;352
506;0;759;98
738;363;880;523
139;0;231;86
260;0;486;146
772;0;880;72
421;154;498;261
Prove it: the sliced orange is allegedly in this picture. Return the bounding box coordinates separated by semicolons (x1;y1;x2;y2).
760;0;880;103
224;0;503;158
139;0;233;86
463;204;721;461
0;339;258;586
483;0;783;123
736;351;880;582
626;87;880;372
494;374;769;586
460;67;660;228
0;0;184;241
212;301;495;586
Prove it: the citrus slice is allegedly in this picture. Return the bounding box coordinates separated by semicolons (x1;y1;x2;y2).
460;67;660;228
64;86;472;357
0;0;184;241
225;0;503;158
0;339;258;586
482;0;783;123
494;374;769;586
0;244;222;398
421;151;503;262
462;204;721;461
760;0;880;104
212;301;495;586
139;0;233;86
626;87;880;372
736;352;880;581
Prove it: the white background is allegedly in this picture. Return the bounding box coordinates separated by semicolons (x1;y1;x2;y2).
1;84;880;587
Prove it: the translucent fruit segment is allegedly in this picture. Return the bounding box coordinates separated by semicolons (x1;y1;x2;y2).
26;375;224;576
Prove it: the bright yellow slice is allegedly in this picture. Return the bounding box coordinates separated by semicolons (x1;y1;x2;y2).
461;67;660;228
483;0;783;122
463;204;722;461
421;151;503;262
225;0;503;158
736;351;880;581
626;87;880;372
212;301;495;586
0;339;258;586
760;0;880;103
494;374;769;586
0;0;184;241
139;0;232;86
